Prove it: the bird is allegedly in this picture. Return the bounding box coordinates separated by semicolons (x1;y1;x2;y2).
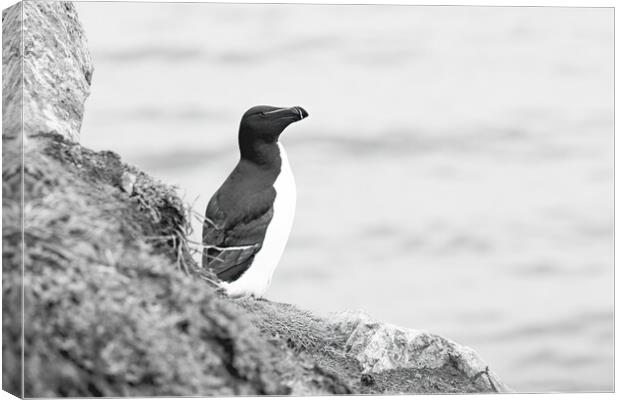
202;105;308;297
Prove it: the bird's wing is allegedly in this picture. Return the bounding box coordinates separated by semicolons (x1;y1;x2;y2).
202;189;275;282
202;242;261;282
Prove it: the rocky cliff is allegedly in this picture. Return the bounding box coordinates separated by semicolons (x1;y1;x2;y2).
2;1;510;397
2;1;93;142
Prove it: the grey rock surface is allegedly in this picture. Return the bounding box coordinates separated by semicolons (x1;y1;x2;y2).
2;2;23;140
2;1;94;142
238;298;512;394
332;310;511;392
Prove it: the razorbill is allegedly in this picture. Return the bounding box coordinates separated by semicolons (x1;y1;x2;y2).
202;105;308;297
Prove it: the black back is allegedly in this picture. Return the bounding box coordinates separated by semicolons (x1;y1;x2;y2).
202;157;279;281
202;105;308;282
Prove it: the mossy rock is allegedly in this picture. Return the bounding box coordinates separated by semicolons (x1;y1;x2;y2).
2;134;350;397
2;134;508;397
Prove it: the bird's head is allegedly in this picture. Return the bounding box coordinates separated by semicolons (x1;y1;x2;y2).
239;105;309;145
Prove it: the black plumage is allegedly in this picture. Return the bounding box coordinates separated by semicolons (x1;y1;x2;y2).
202;105;308;282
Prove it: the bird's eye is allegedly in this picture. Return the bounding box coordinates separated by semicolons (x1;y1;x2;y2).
259;112;266;117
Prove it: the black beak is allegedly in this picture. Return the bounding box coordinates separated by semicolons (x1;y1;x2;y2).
293;106;309;120
264;106;309;121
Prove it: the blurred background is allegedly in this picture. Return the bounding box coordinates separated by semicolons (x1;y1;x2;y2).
75;2;613;392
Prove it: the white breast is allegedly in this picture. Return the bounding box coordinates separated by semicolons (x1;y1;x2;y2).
220;143;296;297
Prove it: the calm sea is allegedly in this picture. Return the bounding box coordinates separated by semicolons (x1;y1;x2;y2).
76;3;613;392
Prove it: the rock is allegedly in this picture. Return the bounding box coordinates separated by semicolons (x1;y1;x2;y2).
2;3;23;141
3;134;512;396
237;298;511;394
332;310;511;392
2;1;94;142
3;136;513;398
120;171;137;195
2;133;362;397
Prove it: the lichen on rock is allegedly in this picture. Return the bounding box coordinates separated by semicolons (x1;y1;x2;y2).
3;1;94;142
234;299;511;394
2;2;23;141
331;311;511;392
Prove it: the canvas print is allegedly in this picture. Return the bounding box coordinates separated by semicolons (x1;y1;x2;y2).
2;0;613;397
